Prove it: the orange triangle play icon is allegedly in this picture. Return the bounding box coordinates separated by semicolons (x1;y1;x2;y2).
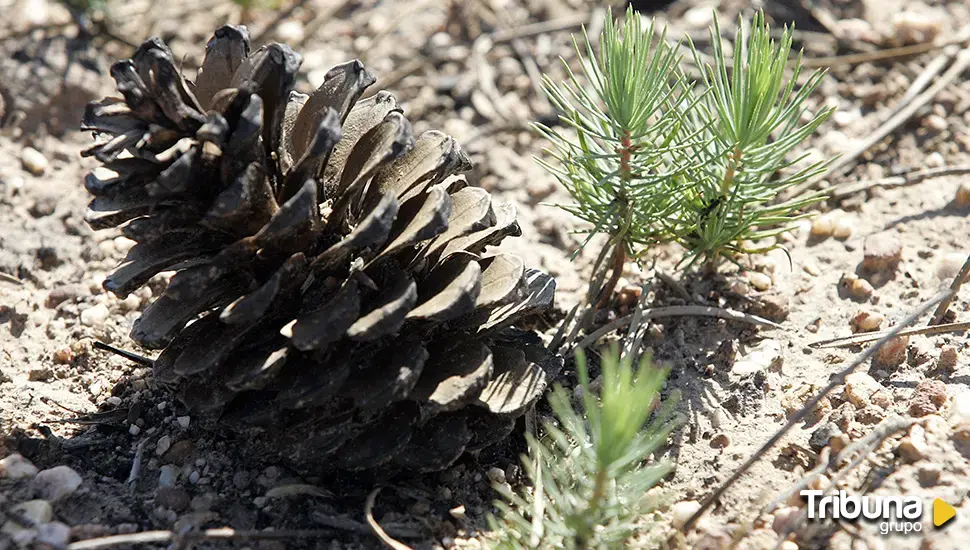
933;498;956;527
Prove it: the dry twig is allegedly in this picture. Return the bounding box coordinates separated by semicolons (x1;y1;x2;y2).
68;527;340;549
827;164;970;200
809;320;970;348
572;305;782;354
365;488;414;550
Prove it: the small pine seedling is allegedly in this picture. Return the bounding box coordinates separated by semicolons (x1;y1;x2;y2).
487;349;682;549
537;7;834;285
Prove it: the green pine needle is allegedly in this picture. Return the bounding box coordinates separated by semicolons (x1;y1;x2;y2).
487;349;682;549
537;7;835;270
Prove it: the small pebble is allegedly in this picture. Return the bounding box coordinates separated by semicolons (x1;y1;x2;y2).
897;425;928;463
810;214;835;237
32;466;83;501
177;416;191;429
862;232;902;273
21;147;50;175
0;454;39;479
918;463;942;486
80;304;110;328
908;379;947;417
956;182;970;207
892;12;942;45
486;467;506;485
449;505;466;519
850;311;885;332
36;522;71;548
189;470;201;484
925;150;945;167
129;424;141;435
874;336;909;368
844;372;883;409
832;217;854;239
6;499;52;529
156;435;172;457
710;433;730;449
616;285;642;307
53;348;73;364
671;500;701;529
847;276;873;301
747;271;772;291
936;252;966;279
159;465;177;488
937;346;958;371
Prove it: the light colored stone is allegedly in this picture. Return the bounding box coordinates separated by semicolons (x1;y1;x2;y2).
925;150;945;167
937;252;966;279
1;453;39;479
875;336;909;367
733;339;782;376
36;521;71;548
863;232;902;272
748;271;772;291
851;311;885;332
21;147;49;175
892;12;942;45
810;214;835;237
156;435;172;456
80;303;110;327
1;500;52;536
159;464;177;488
898;425;928;463
832;217;854;239
177;416;191;429
844;372;883;409
32;466;82;501
671;500;701;529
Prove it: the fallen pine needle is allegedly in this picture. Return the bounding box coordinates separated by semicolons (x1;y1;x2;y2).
809;320;970;349
365;488;413;550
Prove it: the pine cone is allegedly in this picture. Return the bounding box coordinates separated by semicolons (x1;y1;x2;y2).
81;27;560;473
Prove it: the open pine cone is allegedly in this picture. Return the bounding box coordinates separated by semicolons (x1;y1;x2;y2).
81;26;559;474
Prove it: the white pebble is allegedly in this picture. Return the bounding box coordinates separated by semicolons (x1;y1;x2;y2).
851;311;885;332
177;416;191;429
748;271;772;291
9;499;52;526
276;20;304;43
105;396;122;407
120;294;141;312
32;466;82;501
0;454;39;479
155;436;172;457
159;465;177;488
189;470;201;484
36;522;70;548
80;304;110;327
937;252;966;279
810;214;835;237
925;151;945;168
671;500;701;529
129;424;141;435
21;147;49;175
113;236;136;255
832;217;854;239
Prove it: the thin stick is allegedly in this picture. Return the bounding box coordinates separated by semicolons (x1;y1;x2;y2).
931;253;970;325
0;271;23;285
365;488;413;550
68;528;340;549
93;341;154;367
883;51;952;121
800;34;970;69
127;438;149;493
787;49;970;198
826;164;970;200
573;305;783;354
490;13;590;44
680;289;952;532
809;320;970;349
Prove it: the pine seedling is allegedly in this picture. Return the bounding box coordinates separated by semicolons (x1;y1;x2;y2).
488;349;682;549
537;7;834;278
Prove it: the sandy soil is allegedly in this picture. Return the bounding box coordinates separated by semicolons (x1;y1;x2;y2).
2;0;970;549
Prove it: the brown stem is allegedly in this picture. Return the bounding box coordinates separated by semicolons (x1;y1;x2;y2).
594;244;626;311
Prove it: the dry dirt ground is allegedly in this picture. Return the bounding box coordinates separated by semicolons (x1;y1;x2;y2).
2;0;970;548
